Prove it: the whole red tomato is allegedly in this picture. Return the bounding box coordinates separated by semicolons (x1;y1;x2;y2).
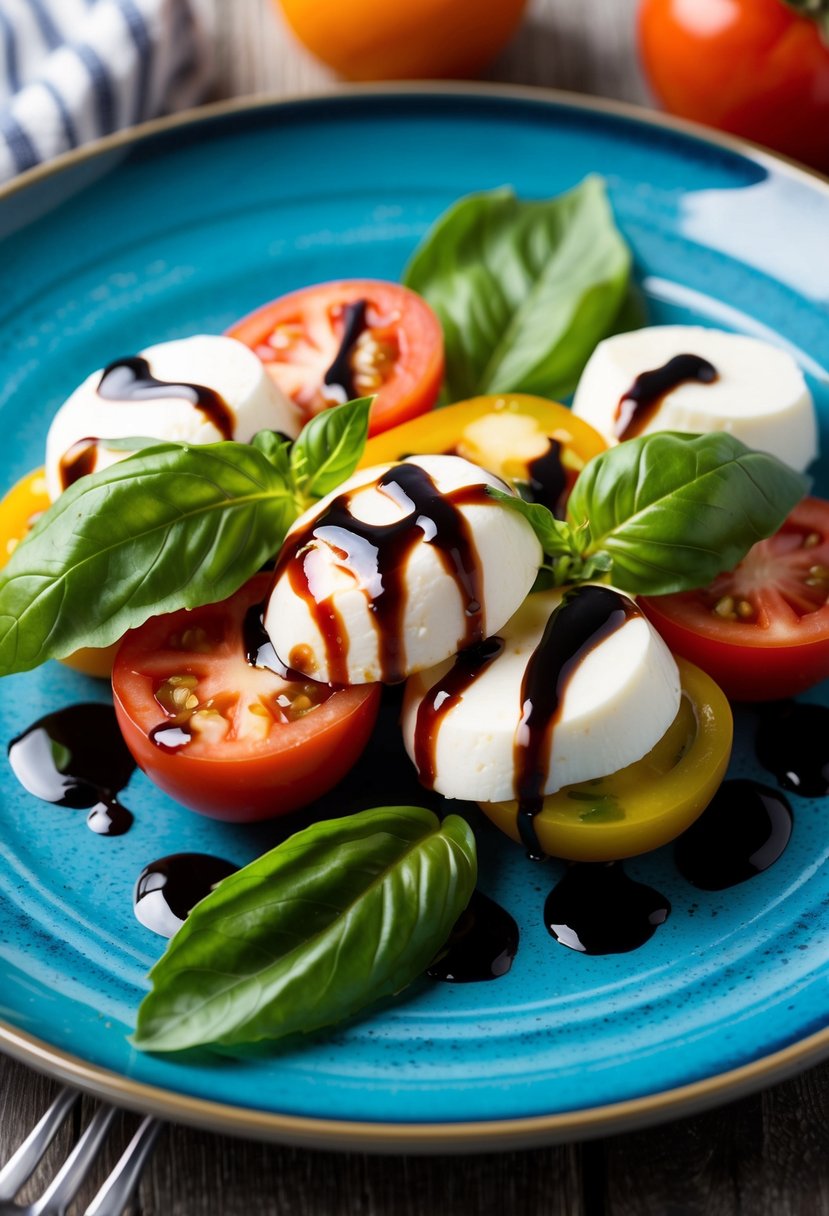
638;0;829;174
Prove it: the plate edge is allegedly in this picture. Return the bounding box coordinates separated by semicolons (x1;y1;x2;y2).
2;1018;828;1152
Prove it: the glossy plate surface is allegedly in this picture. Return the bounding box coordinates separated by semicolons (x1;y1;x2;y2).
2;87;829;1149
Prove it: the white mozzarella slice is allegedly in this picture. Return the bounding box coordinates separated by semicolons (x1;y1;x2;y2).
45;335;301;500
571;325;817;471
264;454;543;685
401;586;681;803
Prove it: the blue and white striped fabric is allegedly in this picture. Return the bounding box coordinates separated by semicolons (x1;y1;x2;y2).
0;0;213;183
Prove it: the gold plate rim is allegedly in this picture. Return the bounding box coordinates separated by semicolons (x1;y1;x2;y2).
2;81;829;1150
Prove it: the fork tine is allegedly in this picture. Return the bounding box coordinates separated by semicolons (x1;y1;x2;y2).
29;1105;117;1216
83;1117;160;1216
0;1089;79;1202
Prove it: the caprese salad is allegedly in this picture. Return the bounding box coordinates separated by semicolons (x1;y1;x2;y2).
1;177;825;1054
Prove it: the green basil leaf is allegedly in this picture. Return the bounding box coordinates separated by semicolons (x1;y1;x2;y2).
403;177;630;401
566;432;809;595
133;806;477;1052
290;397;373;501
252;429;293;479
0;441;296;674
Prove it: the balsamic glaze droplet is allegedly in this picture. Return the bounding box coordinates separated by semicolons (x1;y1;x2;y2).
674;778;792;890
8;704;136;836
134;853;239;937
87;800;133;836
322;299;369;403
615;353;718;440
515;586;639;860
98;355;235;440
413;637;504;788
59;437;99;490
544;863;670;954
427;891;519;983
755;700;829;797
273;462;491;684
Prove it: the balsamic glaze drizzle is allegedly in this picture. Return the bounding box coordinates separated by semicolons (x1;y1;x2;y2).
322;299;368;402
8;704;136;836
545;863;670;954
515;586;638;860
98;355;235;440
413;637;504;788
755;701;829;797
427;890;519;982
525;439;573;520
272;462;491;684
674;778;793;891
134;853;238;937
615;353;718;440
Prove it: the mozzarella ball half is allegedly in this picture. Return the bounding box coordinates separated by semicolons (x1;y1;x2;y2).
45;335;301;500
264;454;543;685
572;325;817;471
402;586;681;803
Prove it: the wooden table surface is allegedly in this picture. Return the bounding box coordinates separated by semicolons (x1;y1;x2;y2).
3;0;829;1212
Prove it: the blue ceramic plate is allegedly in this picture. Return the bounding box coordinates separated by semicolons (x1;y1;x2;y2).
2;87;829;1152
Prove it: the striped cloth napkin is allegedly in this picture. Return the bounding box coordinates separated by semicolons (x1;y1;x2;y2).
0;0;213;183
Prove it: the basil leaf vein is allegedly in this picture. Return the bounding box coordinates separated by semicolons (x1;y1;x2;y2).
133;806;477;1052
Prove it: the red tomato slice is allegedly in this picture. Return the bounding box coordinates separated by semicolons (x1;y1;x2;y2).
228;280;443;436
640;498;829;702
112;574;381;822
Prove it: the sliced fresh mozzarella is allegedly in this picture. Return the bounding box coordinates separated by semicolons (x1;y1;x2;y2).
263;454;543;685
401;585;681;803
571;325;817;471
45;335;301;500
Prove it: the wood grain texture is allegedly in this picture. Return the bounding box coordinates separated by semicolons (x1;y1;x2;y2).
3;1;827;1214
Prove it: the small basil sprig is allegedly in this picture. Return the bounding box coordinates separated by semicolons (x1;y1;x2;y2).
133;806;477;1053
493;432;809;595
0;397;372;676
403;177;631;402
290;396;373;502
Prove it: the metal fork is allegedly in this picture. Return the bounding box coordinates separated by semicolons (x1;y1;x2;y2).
0;1089;161;1216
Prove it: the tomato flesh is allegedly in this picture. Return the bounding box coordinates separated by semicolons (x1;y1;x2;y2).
641;498;829;701
481;659;732;862
112;575;381;821
228;280;443;436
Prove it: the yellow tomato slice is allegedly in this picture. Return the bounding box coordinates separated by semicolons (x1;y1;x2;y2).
481;658;733;863
0;466;118;678
360;394;607;482
0;467;50;568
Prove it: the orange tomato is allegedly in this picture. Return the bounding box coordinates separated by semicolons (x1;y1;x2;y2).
638;0;829;174
275;0;528;81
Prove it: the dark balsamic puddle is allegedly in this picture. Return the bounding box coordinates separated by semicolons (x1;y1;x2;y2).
8;703;136;836
675;779;793;891
544;863;671;955
134;853;239;937
755;700;829;797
